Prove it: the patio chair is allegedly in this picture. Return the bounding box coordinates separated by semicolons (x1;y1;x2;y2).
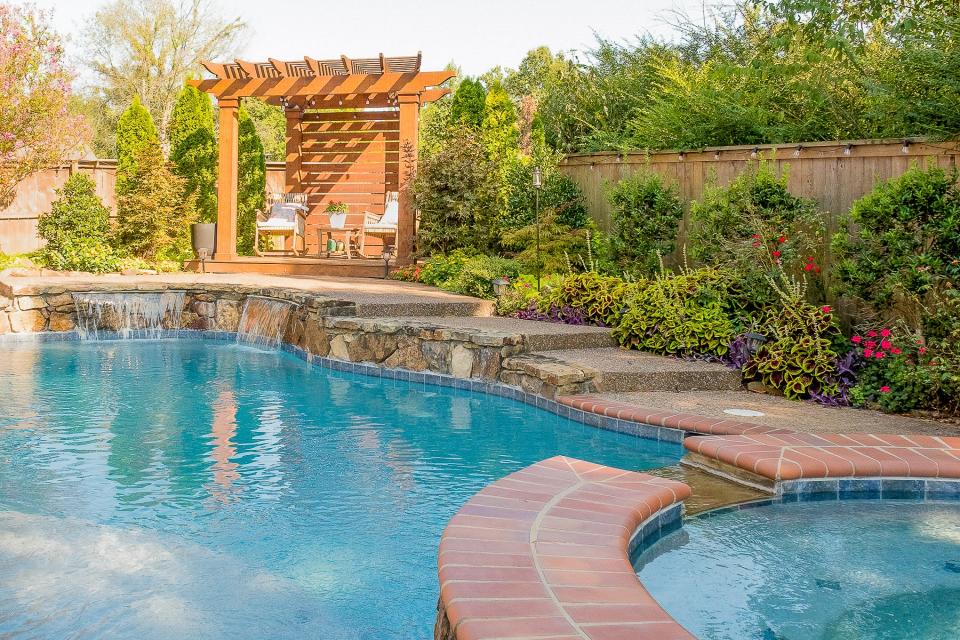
361;191;399;256
255;193;309;256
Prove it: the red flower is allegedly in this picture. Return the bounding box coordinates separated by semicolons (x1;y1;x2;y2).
772;250;782;258
751;234;761;239
814;267;821;273
880;340;892;350
919;346;927;355
804;263;814;272
880;328;891;338
867;330;878;338
875;351;886;359
851;336;863;344
752;241;761;248
778;235;787;243
865;341;877;349
864;348;874;358
891;347;902;355
821;305;831;314
880;386;891;393
806;256;815;262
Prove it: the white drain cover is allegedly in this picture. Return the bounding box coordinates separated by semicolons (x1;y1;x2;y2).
723;408;766;417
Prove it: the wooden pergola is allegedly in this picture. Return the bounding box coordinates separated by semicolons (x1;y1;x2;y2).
189;53;454;264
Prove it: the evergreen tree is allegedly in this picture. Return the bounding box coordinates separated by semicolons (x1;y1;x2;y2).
450;78;486;129
169;84;218;222
37;173;120;273
482;80;520;165
115;96;159;199
236;104;266;256
115;139;197;260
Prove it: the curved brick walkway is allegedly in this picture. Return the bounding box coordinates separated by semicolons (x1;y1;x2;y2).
438;456;694;640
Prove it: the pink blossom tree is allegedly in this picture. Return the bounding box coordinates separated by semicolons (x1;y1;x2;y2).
0;4;88;207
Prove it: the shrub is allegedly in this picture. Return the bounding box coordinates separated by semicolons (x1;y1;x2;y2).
606;171;683;276
612;267;735;357
500;214;596;275
413;125;501;254
450;78;487;129
539;271;634;327
37;173;120;273
114;140;197;261
169;84;217;223
403;251;521;299
689;162;826;312
832;165;960;334
494;274;565;316
849;325;960;415
503;158;588;230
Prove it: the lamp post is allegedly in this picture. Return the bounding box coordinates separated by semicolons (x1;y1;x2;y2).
532;166;542;290
382;246;394;279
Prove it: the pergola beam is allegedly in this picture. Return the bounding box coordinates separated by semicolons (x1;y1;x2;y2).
188;70;455;101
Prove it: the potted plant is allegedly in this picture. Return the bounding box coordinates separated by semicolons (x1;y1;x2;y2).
326;201;349;229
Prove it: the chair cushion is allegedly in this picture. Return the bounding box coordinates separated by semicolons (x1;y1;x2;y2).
258;220;296;230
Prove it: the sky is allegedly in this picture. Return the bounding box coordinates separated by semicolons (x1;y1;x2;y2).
31;0;709;78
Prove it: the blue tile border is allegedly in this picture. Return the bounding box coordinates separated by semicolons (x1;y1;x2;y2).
0;329;686;446
628;503;684;556
777;477;960;502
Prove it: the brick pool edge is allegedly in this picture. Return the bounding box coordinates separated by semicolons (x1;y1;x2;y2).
434;456;695;640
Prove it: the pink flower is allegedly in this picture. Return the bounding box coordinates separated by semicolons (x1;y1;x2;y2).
821;305;831;314
875;351;886;359
851;336;862;344
880;386;891;393
891;347;902;355
867;330;878;338
865;341;877;349
919;346;927;355
864;348;874;358
880;328;891;338
880;340;892;350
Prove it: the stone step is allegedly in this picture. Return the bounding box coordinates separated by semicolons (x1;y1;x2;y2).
404;316;615;351
524;347;743;394
349;300;494;318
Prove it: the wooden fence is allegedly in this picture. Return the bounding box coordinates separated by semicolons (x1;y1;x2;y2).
0;160;285;255
559;139;960;236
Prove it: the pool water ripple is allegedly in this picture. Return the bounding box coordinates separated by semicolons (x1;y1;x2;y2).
0;339;681;639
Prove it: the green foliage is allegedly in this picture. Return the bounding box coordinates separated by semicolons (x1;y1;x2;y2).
115;96;159;198
539;271;633;327
612;267;735;357
501;215;596;275
400;250;521;299
450;78;486;129
236;105;266;256
832;164;960;333
169;84;217;223
482;80;520;164
607;172;683;276
850;325;960;416
114;140;196;261
503;156;588;230
37;174;120;273
494;274;565;316
413;125;501;255
243;97;286;161
689;162;826;312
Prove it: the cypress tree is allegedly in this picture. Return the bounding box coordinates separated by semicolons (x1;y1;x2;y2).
236;104;266;256
450;78;487;129
482;80;520;164
115;139;197;260
115;96;159;199
169;84;218;222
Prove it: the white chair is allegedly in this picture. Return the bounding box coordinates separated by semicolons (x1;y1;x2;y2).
255;193;309;256
361;191;399;256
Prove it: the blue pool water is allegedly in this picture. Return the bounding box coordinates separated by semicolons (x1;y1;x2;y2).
0;339;681;639
635;500;960;640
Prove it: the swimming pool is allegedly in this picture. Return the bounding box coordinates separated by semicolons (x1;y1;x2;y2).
0;338;681;639
635;500;960;640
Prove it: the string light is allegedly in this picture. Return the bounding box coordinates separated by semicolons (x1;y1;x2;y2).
902;139;911;154
750;147;759;159
794;144;802;158
844;143;853;156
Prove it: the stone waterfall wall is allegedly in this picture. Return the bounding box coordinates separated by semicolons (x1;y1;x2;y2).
0;282;598;397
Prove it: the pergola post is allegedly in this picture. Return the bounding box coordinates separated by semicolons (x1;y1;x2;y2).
214;98;240;260
397;93;420;261
285;108;303;193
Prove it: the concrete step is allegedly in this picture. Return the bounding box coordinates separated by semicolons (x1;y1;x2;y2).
527;347;743;393
406;316;615;351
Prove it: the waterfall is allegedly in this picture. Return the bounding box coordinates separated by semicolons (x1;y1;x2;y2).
236;297;294;347
72;291;185;340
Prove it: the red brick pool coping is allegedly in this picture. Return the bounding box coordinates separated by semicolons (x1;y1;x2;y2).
438;456;694;640
684;432;960;481
557;395;792;436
